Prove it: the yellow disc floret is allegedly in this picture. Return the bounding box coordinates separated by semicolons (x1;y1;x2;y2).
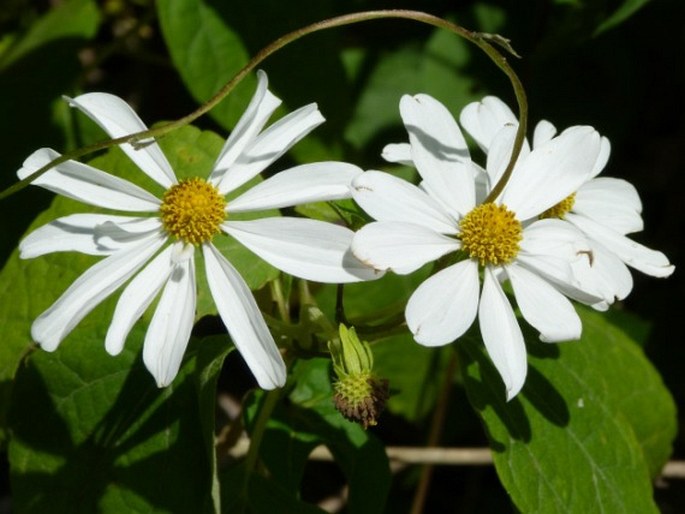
159;178;226;245
540;193;576;220
459;203;522;266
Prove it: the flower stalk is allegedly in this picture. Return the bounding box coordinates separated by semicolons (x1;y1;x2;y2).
1;10;527;202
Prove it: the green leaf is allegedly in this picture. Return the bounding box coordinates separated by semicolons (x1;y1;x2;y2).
583;307;675;477
344;27;479;150
243;358;391;514
157;0;345;163
595;0;653;35
8;331;230;514
460;306;675;513
0;124;278;444
247;472;326;514
373;334;451;422
0;0;100;70
219;462;326;514
245;392;319;495
157;0;255;131
195;335;235;513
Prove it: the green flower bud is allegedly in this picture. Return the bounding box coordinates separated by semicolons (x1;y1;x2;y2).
329;325;389;429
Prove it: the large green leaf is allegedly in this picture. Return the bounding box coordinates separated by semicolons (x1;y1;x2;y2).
157;0;345;162
460;306;676;513
344;26;480;151
157;0;255;131
236;358;391;514
373;334;451;422
8;331;230;514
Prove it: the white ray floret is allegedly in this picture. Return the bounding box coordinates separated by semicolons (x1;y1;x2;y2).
360;93;609;400
19;70;378;389
463;95;674;304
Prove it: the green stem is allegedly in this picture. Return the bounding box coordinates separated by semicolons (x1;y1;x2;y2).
243;388;281;485
1;10;528;202
269;278;290;323
335;284;347;325
410;352;459;514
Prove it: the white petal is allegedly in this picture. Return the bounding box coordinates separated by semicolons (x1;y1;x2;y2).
419;161;483;220
574;177;643;234
210;70;282;183
30;233;166;351
486;125;517;192
507;263;581;342
224;218;380;283
17;148;160;211
105;244;176;355
532;120;557;149
143;256;196;387
229;162;361;213
479;267;527;400
590;136;611;178
566;213;674;278
473;162;490;204
66;93;176;188
501;126;601;221
518;219;605;305
568;238;633;304
459;96;518;152
381;143;413;165
406;260;479;346
20;214;162;258
217;103;325;195
351;221;460;275
203;244;286;389
519;219;588;258
352;171;457;233
400;94;475;216
518;218;594;279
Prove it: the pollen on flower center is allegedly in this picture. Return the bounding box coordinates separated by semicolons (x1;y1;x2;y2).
160;178;226;246
459;203;522;266
540;193;576;220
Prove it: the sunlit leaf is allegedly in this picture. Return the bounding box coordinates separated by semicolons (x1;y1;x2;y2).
157;0;254;131
460;306;675;513
344;27;480;151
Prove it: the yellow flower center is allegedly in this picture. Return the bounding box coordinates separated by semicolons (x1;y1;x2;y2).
159;178;226;246
540;193;576;220
459;203;522;266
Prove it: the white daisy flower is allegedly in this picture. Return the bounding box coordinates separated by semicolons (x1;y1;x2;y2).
352;93;605;400
460;96;675;307
18;71;378;389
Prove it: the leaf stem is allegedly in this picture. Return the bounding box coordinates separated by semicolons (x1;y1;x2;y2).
243;388;281;484
410;352;459;514
269;278;290;323
1;10;527;202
